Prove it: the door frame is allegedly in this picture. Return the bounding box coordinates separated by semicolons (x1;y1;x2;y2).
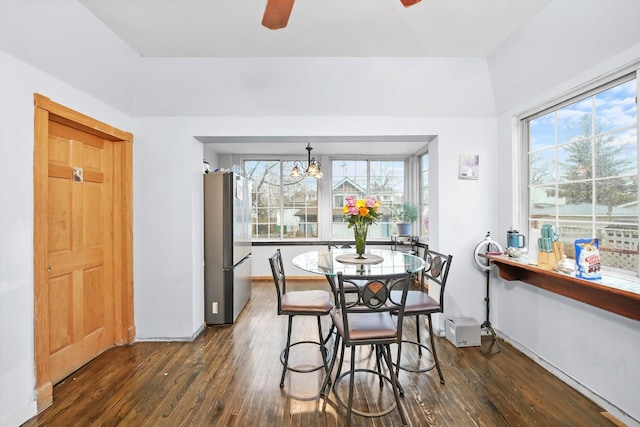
33;94;134;411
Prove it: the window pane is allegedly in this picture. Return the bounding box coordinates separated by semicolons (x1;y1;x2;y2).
529;149;556;184
558;181;592;208
529;112;556;151
595;129;637;178
283;160;318;239
246;160;279;239
596;225;639;272
530;185;557;223
557;98;592;144
595;79;637;133
595;177;638;223
558;138;594;182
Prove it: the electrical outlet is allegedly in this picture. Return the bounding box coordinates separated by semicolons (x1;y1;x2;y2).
212;302;218;314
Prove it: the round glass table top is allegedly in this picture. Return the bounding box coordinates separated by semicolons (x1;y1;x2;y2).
292;248;425;277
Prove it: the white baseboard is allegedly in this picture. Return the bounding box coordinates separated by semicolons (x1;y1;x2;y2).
497;329;639;427
0;401;37;427
134;322;206;342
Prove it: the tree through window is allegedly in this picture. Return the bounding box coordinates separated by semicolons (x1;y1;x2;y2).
527;76;638;275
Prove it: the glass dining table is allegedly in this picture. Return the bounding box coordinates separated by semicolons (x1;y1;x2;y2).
292;247;426;279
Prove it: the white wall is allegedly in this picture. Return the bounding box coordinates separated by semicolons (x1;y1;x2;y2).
131;118;205;340
230;116;499;335
491;38;640;427
488;0;640;115
0;52;133;426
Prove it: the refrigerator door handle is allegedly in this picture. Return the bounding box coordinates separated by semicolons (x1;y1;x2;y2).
224;253;252;271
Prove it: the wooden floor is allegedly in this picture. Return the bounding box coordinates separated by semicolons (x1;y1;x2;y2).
23;279;619;427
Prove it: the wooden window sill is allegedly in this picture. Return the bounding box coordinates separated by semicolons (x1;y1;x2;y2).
487;255;640;322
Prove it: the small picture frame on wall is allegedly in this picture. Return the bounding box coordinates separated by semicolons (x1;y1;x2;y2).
459;154;479;180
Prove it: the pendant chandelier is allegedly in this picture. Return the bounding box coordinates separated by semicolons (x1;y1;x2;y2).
290;143;323;178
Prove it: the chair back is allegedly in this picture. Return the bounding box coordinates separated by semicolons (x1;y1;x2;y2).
336;271;412;346
327;243;352;250
420;246;453;309
268;249;286;313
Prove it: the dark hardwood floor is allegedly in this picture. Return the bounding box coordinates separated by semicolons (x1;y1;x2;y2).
23;279;620;427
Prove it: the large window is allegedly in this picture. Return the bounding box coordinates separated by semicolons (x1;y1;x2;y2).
331;159;405;239
419;152;429;240
244;160;318;239
526;75;638;276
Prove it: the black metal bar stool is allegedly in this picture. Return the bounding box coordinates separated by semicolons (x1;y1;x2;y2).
391;244;453;383
269;249;334;388
321;271;412;427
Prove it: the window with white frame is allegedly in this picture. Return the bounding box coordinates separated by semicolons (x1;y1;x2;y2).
331;159;406;239
526;74;638;276
244;160;318;239
419;152;429;240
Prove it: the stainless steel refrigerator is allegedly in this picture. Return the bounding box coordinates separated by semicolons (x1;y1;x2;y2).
204;172;252;324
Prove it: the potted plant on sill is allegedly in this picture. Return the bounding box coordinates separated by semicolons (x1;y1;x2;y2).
392;202;418;236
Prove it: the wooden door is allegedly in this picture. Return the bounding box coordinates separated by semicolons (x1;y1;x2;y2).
46;119;115;383
34;94;134;410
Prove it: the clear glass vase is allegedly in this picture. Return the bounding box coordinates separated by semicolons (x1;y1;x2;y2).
353;223;369;259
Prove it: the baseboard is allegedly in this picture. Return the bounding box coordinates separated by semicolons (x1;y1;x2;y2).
498;329;639;427
191;322;206;339
36;381;52;413
0;401;37;427
134;322;206;342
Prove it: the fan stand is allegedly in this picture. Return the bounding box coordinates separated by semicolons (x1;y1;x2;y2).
481;266;501;351
474;232;503;352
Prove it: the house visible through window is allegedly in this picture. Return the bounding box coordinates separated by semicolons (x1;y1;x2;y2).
526;75;638;276
331;159;405;239
244;160;318;239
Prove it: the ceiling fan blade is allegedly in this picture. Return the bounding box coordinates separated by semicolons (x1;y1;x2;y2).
262;0;296;30
400;0;422;7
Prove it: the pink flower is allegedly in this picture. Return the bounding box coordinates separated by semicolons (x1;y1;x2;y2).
365;197;376;208
345;195;356;207
348;206;359;215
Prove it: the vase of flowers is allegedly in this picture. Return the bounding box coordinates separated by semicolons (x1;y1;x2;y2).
342;195;382;259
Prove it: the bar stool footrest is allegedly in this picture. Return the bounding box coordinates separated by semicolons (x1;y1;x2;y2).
394;339;437;373
280;340;329;374
332;368;400;418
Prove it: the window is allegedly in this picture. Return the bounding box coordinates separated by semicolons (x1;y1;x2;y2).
526;76;638;276
331;159;405;239
420;152;429;240
244;160;318;239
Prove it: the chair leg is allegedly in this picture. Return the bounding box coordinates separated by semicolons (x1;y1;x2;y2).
415;315;422;356
317;316;330;377
427;314;445;384
329;339;347;404
394;342;405;396
346;346;356;427
320;332;341;397
383;344;408;426
375;346;384;388
280;315;293;388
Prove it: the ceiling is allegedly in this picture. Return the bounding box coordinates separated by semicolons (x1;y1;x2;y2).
76;0;551;156
79;0;550;58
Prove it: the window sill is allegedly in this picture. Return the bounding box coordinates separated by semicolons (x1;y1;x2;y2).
488;255;640;322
